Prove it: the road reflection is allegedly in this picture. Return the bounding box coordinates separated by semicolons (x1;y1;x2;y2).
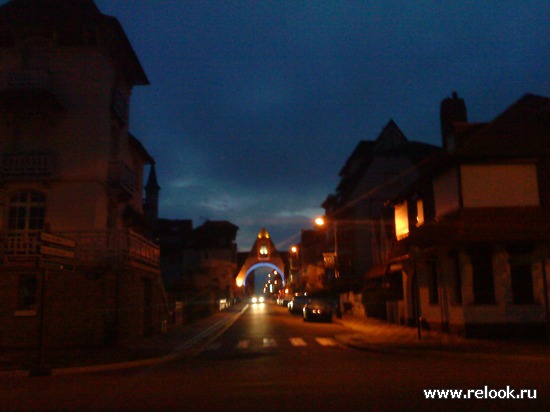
249;302;267;313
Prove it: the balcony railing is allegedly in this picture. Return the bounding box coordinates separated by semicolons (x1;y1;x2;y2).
0;152;55;181
0;69;64;109
1;229;159;268
5;70;51;89
108;161;137;197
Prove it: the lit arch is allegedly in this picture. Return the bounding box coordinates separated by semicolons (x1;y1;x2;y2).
240;262;286;287
235;227;287;289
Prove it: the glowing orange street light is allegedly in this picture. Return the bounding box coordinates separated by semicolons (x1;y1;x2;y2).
315;217;325;226
291;246;298;253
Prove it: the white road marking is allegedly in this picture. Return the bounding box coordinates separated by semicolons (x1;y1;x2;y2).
315;337;337;346
263;338;277;347
289;337;307;346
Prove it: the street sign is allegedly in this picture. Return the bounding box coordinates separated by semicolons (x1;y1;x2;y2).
39;232;77;269
39;244;76;259
39;232;76;248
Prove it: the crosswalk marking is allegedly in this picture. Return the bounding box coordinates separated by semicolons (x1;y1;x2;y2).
289;337;307;346
203;337;344;353
315;337;337;346
263;338;277;347
236;340;249;349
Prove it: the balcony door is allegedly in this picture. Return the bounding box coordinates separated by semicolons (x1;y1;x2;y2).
7;191;45;255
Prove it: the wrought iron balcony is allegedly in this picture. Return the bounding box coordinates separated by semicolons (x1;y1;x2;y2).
1;229;159;269
0;152;55;181
0;69;64;110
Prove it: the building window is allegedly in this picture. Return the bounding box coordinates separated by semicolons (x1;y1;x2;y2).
19;275;38;309
416;199;424;226
8;191;46;231
510;263;534;304
470;248;495;304
508;244;535;304
428;260;439;305
394;201;409;240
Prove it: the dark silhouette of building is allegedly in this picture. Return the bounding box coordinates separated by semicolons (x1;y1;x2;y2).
377;93;550;339
0;0;169;347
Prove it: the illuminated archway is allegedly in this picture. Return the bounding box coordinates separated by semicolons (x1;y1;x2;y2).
240;262;286;287
235;227;286;288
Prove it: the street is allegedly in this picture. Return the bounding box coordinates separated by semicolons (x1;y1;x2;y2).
0;302;547;411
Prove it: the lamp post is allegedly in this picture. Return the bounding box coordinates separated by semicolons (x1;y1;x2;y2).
315;217;338;279
290;245;300;286
315;216;342;318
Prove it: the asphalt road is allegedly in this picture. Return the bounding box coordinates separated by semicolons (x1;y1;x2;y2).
1;302;548;411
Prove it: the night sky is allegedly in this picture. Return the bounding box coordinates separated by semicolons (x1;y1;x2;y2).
6;1;550;251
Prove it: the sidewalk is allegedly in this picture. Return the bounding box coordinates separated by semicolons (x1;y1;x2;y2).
0;303;247;377
334;312;550;362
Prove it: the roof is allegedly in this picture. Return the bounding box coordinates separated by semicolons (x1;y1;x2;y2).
0;0;101;22
0;0;149;86
455;93;550;158
338;140;376;177
129;134;155;164
330;120;441;212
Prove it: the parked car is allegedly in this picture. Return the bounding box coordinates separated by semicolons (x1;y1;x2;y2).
277;292;293;307
288;294;308;314
303;298;333;322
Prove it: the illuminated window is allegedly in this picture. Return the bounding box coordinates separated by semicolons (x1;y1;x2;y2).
394;201;409;240
259;244;268;258
416;199;424;226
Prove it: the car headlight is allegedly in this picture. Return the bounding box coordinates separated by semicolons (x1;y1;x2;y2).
258;296;265;303
251;297;258;303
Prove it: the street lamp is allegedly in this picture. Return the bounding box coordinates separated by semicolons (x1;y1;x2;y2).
314;217;326;227
289;245;300;285
315;216;338;278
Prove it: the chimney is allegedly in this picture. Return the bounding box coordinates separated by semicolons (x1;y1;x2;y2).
440;91;467;151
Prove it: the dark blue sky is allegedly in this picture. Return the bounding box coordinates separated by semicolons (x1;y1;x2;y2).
8;0;550;250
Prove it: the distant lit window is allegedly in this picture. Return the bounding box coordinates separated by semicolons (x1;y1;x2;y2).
394;201;409;240
416;199;424;226
259;244;268;258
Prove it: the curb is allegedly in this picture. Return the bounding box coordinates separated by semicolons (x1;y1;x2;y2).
0;305;249;379
333;331;550;364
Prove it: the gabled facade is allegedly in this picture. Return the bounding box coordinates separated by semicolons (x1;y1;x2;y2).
321;120;441;296
386;93;550;339
0;0;169;347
